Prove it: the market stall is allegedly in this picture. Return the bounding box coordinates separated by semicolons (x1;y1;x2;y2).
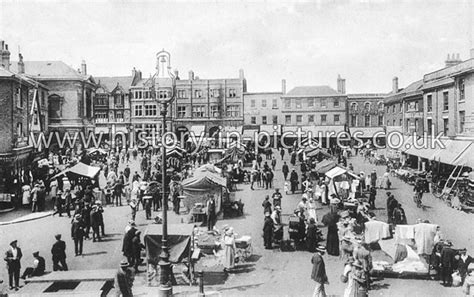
144;224;195;286
312;159;337;174
181;171;228;215
325;166;359;199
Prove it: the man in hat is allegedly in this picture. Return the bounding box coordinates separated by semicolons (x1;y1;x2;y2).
368;187;376;210
311;245;329;297
71;214;85;256
290;168;299;194
271;188;283;208
262;195;272;215
90;204;102;242
206;195;217;231
455;248;473;284
263;212;273;249
114;259;134;297
440;241;456;286
306;218;321;252
386;192;397;224
271;206;283;243
4;240;22;290
51;234;68;271
282;161;289;181
21;251;45;279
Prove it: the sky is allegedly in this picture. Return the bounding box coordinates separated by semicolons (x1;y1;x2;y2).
1;0;473;93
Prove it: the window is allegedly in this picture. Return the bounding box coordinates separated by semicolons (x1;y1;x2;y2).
226;105;240;117
262;99;267;108
272;115;278;124
296;99;302;109
144;104;157;116
321;98;327;108
250;100;256;108
351;102;358;111
177;106;186;118
308;98;314;107
192;105;205;118
351;115;357;127
334;98;340;107
284;99;291;108
285;115;291;125
195;89;202;98
296;115;302;123
321;114;327;124
177;90;186;99
272;99;278;109
144;91;149;99
378;115;383;126
415;119;419;134
16;87;22;108
392;105;395;113
210;105;220;117
210;89;219;98
144;124;156;137
114;93;124;106
262;116;267;124
460;111;465;132
427;95;433;112
115;111;124;122
251;117;256;124
49;96;61;118
399;103;402;112
308;115;314;123
459;78;465;101
135;91;142;99
364;102;370;110
134;105;143;116
16;122;22;139
365;115;370;127
443;118;449;136
96;94;107;106
95;112;108;123
406;119;410;133
427;119;433;135
443;91;449;111
228;89;236;98
334;114;340;124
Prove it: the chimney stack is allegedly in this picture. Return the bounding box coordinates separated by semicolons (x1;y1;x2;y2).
132;67;137;77
17;53;25;74
81;60;87;76
239;69;245;79
445;53;462;67
0;41;11;70
337;75;346;94
174;69;179;80
392;77;399;93
188;70;194;81
281;79;286;94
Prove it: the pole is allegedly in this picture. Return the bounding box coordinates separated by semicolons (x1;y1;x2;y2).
197;270;205;297
159;101;172;296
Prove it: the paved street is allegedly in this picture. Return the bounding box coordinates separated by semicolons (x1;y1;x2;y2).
1;150;473;296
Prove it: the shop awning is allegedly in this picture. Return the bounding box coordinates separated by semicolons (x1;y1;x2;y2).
303;125;345;137
452;142;474;168
325;166;359;179
260;124;282;136
190;125;206;136
52;162;101;179
350;127;385;138
404;141;438;160
432;140;471;165
282;126;299;134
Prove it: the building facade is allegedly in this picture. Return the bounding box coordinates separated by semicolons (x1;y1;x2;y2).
347;93;385;128
384;77;404;132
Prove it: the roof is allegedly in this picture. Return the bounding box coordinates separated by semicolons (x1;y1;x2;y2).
0;67;44;88
283;85;341;97
96;76;133;93
10;61;90;81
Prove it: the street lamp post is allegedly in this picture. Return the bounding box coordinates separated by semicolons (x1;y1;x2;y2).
154;50;176;297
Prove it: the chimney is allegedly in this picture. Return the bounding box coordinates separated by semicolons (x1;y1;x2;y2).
188;70;194;80
17;53;25;74
0;41;11;70
445;53;462;67
132;67;137;77
81;60;87;75
337;75;346;94
281;79;286;94
392;77;399;93
239;69;245;79
174;69;179;80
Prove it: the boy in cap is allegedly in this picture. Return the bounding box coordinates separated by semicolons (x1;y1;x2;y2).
21;251;45;279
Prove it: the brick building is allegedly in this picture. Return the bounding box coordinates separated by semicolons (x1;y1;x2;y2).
347;93;385;139
0;41;48;194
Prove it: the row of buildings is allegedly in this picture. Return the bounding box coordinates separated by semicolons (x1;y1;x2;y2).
1;37;474;192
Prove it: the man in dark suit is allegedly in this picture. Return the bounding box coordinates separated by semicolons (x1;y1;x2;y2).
441;241;456;286
311;245;329;296
51;234;68;271
455;248;473;284
4;240;22;290
21;251;45;279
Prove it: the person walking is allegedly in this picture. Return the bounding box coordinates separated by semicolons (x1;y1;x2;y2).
280;148;285;160
4;240;22;291
263;212;273;249
71;214;85;256
131;231;145;272
206;196;217;231
114;260;134;297
368;187;376;210
51;234;68;271
290;169;299;194
262;195;272;214
282;162;289;181
311;245;329;297
90;205;102;242
271;156;277;171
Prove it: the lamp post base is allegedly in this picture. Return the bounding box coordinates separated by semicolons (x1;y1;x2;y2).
158;285;173;297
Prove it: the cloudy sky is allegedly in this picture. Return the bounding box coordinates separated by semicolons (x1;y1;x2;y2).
1;0;473;93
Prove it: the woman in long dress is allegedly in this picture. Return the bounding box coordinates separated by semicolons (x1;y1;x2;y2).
307;197;318;223
223;228;236;271
342;258;355;297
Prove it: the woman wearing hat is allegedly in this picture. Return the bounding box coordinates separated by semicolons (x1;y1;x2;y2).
351;260;368;297
223;228;236;272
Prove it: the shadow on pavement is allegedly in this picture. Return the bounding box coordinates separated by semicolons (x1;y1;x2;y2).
80;251;108;256
370;282;391;291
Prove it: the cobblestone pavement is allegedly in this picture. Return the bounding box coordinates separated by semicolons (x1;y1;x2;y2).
1;151;472;296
